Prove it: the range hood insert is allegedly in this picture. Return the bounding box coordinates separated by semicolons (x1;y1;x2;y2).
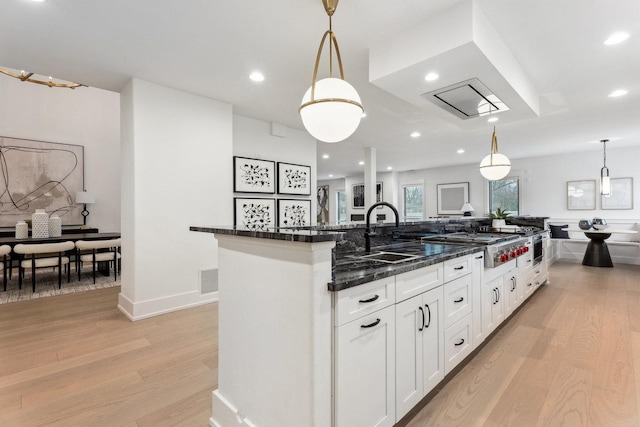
421;77;510;120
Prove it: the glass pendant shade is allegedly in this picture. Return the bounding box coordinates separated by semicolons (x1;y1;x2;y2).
479;127;511;180
600;139;611;196
300;78;362;143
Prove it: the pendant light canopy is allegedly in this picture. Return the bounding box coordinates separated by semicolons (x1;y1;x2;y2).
299;0;363;143
479;127;511;180
600;139;611;196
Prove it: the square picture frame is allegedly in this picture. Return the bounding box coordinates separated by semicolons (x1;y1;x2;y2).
234;198;276;230
352;182;383;209
277;162;311;195
567;180;596;210
436;182;469;215
278;199;312;227
233;156;275;194
602;177;634;210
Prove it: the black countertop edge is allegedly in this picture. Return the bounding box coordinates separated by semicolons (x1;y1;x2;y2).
190;226;344;243
329;246;480;292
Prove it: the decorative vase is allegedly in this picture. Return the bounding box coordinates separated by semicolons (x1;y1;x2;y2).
492;219;506;229
15;220;29;239
578;219;592;230
592;217;607;230
31;209;49;238
49;215;62;237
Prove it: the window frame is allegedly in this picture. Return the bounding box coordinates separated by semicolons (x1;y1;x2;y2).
401;183;425;221
487;174;522;216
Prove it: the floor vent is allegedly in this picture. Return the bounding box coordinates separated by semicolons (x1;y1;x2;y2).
199;268;218;294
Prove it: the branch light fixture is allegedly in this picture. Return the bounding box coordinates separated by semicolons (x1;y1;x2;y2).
600;139;610;196
479;126;511;180
0;67;85;89
299;0;363;143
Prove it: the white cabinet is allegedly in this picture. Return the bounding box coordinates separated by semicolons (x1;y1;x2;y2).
395;263;443;303
443;254;473;282
395;286;444;421
471;252;485;348
335;276;395;326
443;274;472;328
444;313;473;373
335;304;396;427
482;275;504;337
503;269;519;317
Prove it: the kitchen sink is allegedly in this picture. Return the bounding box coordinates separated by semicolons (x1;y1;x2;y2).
356;251;421;264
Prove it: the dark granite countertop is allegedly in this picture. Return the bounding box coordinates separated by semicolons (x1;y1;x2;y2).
190;225;344;243
330;241;482;291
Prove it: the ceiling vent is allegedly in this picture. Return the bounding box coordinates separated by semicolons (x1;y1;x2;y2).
421;78;509;120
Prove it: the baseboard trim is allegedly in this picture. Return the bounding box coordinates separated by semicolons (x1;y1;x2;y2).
117;290;218;321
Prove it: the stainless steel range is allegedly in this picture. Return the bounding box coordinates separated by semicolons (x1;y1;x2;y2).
422;232;530;268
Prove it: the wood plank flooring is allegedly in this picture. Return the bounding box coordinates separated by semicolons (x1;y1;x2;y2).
0;259;639;426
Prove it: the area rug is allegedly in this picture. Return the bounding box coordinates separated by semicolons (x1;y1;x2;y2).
0;269;120;304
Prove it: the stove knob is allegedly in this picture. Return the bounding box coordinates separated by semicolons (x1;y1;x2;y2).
501;254;508;262
510;251;516;259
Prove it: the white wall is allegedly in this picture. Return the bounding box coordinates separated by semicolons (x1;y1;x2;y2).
0;72;121;231
233;116;317;225
118;78;233;320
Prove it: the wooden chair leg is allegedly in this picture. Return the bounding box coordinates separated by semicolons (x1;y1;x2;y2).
32;258;36;293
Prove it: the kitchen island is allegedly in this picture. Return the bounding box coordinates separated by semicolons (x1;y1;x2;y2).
191;225;482;427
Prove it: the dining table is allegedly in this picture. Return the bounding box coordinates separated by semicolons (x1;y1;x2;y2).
562;227;637;267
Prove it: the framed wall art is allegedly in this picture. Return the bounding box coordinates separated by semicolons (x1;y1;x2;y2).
233;156;275;194
567;180;596;210
317;185;329;224
234;198;276;230
278;199;311;227
352;182;382;209
602;177;633;210
0;136;85;227
277;162;311;195
436;182;469;215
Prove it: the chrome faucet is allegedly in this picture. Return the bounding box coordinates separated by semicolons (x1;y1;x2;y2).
365;201;400;253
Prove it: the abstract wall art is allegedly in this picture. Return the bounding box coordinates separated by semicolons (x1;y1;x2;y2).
234;198;276;230
277;162;311;195
0;136;84;227
278;199;311;227
233;156;275;193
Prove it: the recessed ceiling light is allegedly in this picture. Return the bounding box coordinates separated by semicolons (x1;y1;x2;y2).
329;174;334;178
358;161;365;165
386;166;392;170
410;132;421;138
609;89;628;97
249;71;264;82
424;72;439;82
457;149;465;154
361;112;367;118
322;154;329;159
487;117;499;123
604;32;630;45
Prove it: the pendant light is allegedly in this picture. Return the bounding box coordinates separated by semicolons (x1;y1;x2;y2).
299;0;364;143
479;127;511;180
0;67;85;89
600;139;611;196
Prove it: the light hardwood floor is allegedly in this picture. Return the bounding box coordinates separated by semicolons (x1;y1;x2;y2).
1;260;639;426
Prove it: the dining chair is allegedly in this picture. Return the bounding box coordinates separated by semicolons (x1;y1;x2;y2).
75;238;121;284
13;241;75;292
0;244;11;291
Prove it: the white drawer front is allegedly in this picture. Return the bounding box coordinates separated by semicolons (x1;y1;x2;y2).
395;263;444;303
443;274;472;329
444;313;473;374
335;277;396;326
443;255;472;282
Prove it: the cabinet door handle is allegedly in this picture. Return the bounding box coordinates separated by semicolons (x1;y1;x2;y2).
418;307;424;332
454;338;465;346
454;297;464;303
425;303;431;328
359;295;379;304
475;255;483;259
454;266;464;270
497;287;500;302
527;282;533;287
493;288;498;304
361;318;381;329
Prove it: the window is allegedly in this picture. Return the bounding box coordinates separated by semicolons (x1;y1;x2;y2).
488;177;520;215
403;185;424;221
336;191;347;224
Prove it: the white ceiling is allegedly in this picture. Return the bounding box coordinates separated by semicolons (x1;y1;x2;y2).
1;0;639;180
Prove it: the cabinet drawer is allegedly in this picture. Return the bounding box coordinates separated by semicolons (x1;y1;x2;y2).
335;277;396;326
443;255;472;282
443;274;472;329
395;263;443;303
444;313;473;374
